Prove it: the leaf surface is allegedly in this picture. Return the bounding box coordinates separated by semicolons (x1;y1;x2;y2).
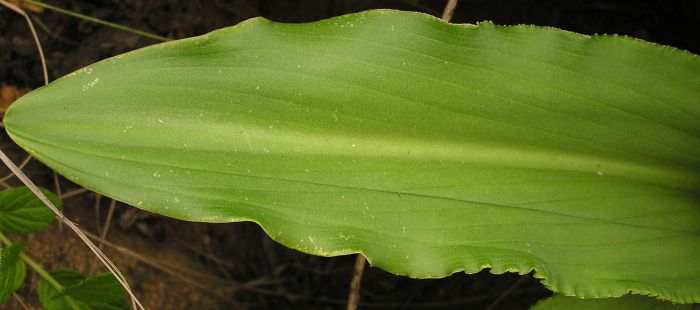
532;294;693;310
0;243;26;304
4;10;700;302
0;187;60;234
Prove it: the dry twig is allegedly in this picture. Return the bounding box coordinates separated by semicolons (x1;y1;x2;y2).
441;0;459;22
346;254;367;310
0;0;48;84
0;154;31;186
60;187;90;200
98;199;117;249
12;293;30;310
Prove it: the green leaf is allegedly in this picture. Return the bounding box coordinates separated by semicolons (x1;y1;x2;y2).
0;243;26;304
532;294;693;310
0;187;61;234
38;269;128;310
4;10;699;303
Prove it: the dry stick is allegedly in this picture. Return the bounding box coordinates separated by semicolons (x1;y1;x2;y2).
0;150;145;310
52;171;63;199
12;293;31;310
346;254;367;310
0;0;47;188
441;0;459;22
175;239;235;269
484;277;526;310
98;199;117;249
94;193;102;232
0;154;32;185
60;187;90;200
53;171;63;230
88;193;103;274
22;0;170;42
30;13;79;45
80;229;241;292
0;0;48;84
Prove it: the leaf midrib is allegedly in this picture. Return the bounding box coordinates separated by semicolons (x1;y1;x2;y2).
10;129;700;238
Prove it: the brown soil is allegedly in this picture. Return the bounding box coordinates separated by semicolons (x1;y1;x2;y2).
1;1;698;309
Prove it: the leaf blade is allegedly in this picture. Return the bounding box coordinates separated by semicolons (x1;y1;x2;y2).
532;294;693;310
0;243;26;304
4;10;700;302
38;269;127;310
0;187;61;234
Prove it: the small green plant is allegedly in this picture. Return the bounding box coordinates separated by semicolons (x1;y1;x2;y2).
0;186;128;309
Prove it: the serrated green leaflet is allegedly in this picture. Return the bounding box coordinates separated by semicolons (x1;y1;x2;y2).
38;269;127;310
0;243;26;304
532;294;693;310
0;187;60;234
3;10;699;303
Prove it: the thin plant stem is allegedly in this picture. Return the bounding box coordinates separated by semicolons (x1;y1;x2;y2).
22;0;170;42
0;232;81;310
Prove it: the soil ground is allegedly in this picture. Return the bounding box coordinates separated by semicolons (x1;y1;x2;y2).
1;1;698;309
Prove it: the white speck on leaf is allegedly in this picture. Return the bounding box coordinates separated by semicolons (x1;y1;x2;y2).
81;77;99;91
